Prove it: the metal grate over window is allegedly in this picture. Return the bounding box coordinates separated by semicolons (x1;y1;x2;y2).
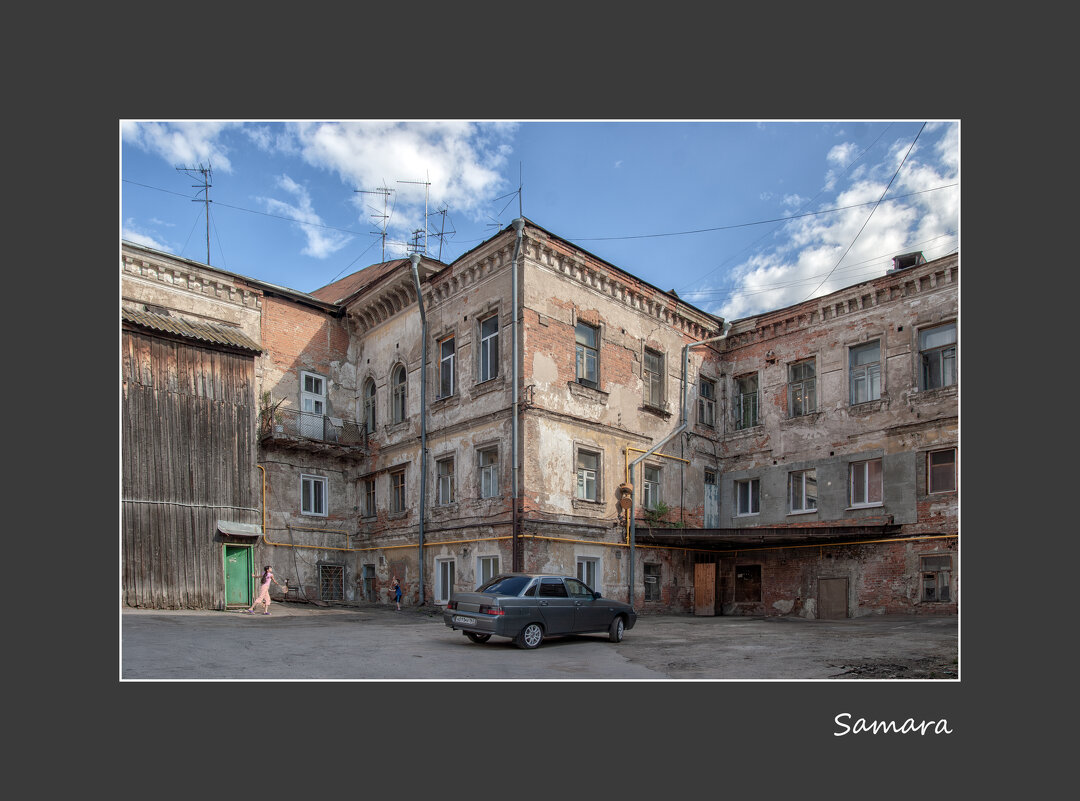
319;564;344;601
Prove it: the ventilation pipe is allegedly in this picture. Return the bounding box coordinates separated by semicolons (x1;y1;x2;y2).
510;218;525;571
627;320;731;605
409;253;428;604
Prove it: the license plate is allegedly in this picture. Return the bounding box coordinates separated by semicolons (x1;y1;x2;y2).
453;615;476;625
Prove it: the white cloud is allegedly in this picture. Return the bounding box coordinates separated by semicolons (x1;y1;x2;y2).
122;218;171;251
121;121;237;172
257;175;352;259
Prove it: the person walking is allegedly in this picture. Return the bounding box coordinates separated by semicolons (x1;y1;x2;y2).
247;565;283;615
392;575;402;611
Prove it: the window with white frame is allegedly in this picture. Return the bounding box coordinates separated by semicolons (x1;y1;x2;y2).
698;376;716;427
643;348;664;408
921;555;952;602
850;458;883;506
920;323;957;390
788;358;817;416
849;341;881;404
391;364;407;424
478;447;499;498
575;321;599;388
789;469;817;513
301;474;327;516
928;448;956;494
300;371;326;438
436;457;455;505
576;447;600;501
735;374;759;429
643;464;661;510
479;314;499;382
576;556;600;590
361;477;376;518
477;555;499;588
389;469;406;514
362;378;376;433
736;478;760;516
438;336;456;398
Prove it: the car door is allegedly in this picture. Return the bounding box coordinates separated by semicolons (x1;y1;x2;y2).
565;577;608;632
536;577;575;634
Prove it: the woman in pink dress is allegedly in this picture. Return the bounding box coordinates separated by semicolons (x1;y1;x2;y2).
246;565;282;615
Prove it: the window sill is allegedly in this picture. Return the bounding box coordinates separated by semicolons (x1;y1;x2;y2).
782;410;823;424
734;513;760;519
846;503;883;510
568;381;608;402
431;393;460;410
572;498;604;510
848;398;888;414
640;404;672;419
473;376;505;397
387;511;408;520
787;508;818;517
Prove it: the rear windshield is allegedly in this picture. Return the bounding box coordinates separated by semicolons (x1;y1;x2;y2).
477;575;532;596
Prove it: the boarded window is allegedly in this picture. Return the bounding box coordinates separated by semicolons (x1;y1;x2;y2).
643;563;661;601
921;555;952;602
734;564;761;602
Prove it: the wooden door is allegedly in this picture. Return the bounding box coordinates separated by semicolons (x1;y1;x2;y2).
818;577;848;619
694;563;716;616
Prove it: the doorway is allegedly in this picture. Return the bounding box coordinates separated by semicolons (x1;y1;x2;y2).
224;545;253;607
362;564;376;601
694;562;717;616
818;577;848;619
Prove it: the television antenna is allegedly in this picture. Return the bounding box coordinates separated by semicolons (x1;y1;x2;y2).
176;162;213;265
355;185;394;261
397;174;430;255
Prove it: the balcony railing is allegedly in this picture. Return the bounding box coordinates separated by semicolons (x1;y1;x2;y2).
260;407;367;447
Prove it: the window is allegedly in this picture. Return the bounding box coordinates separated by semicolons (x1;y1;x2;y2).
788;359;816;416
301;474;327;516
361;477;376;518
789;469;818;513
477;555;499;587
850;458;883;506
300;371;326;438
390;469;406;513
362;378;376;434
643;563;661;601
704;469;719;528
575;321;599;388
436;457;455;505
576;448;600;501
319;564;344;601
921;555;952;602
439;336;456;398
698;376;716;427
643;348;664;408
436;558;455;604
538;577;568;597
735;374;759;429
479;314;499;382
734;564;762;603
736;478;760;516
643;465;661;510
850;341;881;404
576;556;599;590
565;577;594;599
920;323;957;390
479;447;499;498
391;365;407;424
928;448;956;494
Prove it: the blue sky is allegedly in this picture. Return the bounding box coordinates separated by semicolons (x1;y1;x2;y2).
121;120;958;321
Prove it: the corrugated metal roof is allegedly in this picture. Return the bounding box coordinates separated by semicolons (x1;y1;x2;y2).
122;308;262;353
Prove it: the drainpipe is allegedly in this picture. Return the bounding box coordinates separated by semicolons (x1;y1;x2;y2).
409;253;428;604
628;320;731;605
510;218;525;571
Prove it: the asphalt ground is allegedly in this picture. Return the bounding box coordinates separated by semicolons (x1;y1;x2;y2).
121;599;958;681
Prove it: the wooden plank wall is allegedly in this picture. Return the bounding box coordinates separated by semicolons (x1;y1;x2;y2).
122;329;258;608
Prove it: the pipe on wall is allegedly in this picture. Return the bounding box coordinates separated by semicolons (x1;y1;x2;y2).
409;253;428;604
509;218;525;571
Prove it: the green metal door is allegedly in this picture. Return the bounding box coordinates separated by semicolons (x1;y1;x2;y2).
225;546;253;606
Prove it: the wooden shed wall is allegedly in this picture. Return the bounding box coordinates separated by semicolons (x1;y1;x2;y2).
122;329;259;608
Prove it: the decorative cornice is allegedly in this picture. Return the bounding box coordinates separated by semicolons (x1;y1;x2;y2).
122;251;262;311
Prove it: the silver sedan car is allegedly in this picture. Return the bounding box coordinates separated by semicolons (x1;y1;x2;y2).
443;573;637;649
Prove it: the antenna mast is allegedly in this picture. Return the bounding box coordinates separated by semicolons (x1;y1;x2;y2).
176;162;213;265
398;174;431;255
430;206;455;262
355;185;394;261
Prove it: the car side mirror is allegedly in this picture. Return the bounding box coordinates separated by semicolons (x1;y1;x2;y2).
593;592;602;599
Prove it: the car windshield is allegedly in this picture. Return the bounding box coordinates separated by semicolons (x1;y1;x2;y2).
477;575;533;595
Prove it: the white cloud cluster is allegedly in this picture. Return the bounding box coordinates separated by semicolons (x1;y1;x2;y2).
121;121;238;171
705;123;958;321
256;175;353;259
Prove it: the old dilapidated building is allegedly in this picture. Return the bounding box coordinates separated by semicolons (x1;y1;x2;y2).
120;218;957;617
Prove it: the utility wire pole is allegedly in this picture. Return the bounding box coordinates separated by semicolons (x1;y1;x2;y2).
176;162;213;265
355;185;394;262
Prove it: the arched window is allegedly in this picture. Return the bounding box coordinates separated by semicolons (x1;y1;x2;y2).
392;364;407;424
363;378;376;433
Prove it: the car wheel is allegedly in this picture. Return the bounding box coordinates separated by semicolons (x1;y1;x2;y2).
516;622;544;649
465;632;491;644
608;615;625;643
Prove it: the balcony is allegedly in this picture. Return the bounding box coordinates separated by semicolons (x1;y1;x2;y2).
260;407;367;455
